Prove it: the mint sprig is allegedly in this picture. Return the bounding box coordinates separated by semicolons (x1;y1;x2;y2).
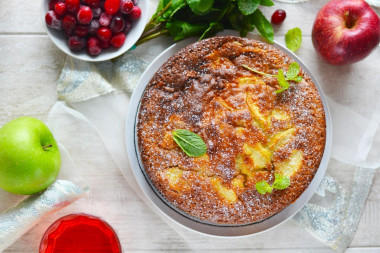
255;173;291;195
172;129;207;157
242;62;303;93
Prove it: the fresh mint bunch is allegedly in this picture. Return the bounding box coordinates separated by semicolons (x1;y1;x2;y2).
255;173;290;195
136;0;274;45
242;62;303;93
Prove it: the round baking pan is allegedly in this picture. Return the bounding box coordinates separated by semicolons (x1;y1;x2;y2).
126;31;332;236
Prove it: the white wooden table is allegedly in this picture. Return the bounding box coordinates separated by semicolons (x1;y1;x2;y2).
1;0;380;252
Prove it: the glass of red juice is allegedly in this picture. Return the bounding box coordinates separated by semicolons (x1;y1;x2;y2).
39;213;121;253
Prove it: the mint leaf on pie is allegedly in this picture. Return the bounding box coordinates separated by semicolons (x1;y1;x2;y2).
172;129;207;157
255;180;273;194
275;69;289;93
272;173;290;190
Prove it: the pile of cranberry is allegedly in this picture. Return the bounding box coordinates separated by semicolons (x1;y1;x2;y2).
45;0;141;56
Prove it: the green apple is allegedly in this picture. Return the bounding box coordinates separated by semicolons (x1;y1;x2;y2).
0;117;61;195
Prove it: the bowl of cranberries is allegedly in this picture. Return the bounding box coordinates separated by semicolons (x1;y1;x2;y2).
43;0;148;61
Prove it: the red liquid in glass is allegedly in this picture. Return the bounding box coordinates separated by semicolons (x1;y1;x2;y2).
40;214;121;253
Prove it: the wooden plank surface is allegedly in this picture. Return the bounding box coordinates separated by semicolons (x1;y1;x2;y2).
1;0;380;252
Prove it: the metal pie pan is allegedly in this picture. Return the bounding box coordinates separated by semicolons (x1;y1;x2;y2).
126;31;332;236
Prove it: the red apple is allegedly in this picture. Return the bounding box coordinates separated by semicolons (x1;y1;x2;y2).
312;0;380;66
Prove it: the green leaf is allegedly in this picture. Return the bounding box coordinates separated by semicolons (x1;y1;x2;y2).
169;3;188;19
255;180;273;195
187;0;214;15
260;0;274;6
166;21;208;41
292;75;302;82
240;14;255;37
286;62;300;80
228;7;243;31
285;27;302;52
272;174;290;190
200;22;224;40
251;9;273;43
275;69;289;93
172;129;207;157
238;0;260;16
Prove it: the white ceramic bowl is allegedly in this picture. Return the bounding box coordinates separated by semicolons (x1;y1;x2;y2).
42;0;149;62
126;31;332;236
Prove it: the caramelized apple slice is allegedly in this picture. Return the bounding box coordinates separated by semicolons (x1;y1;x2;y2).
275;150;303;177
211;177;238;203
268;128;295;151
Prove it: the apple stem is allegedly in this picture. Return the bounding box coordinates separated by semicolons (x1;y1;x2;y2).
344;11;355;29
42;144;53;150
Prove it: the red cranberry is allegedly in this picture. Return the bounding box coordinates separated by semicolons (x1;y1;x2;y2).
120;0;133;14
62;14;77;32
128;6;141;20
99;12;112;27
66;0;80;13
97;27;112;41
89;19;100;34
271;9;286;25
92;7;102;18
104;0;120;15
100;39;110;49
68;36;85;51
74;25;89;37
123;19;132;34
87;37;102;56
45;11;62;30
54;2;67;16
110;15;125;33
77;6;93;24
63;29;73;37
83;0;100;8
49;0;62;10
110;33;126;48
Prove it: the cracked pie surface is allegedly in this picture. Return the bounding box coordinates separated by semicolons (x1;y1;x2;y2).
137;36;326;224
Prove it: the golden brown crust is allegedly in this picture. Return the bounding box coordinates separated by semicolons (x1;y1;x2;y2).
137;36;326;224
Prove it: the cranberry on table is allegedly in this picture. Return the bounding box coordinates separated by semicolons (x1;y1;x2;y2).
54;2;67;16
128;6;141;20
271;9;286;25
65;0;80;13
120;0;134;14
110;33;126;48
45;11;62;30
104;0;120;15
